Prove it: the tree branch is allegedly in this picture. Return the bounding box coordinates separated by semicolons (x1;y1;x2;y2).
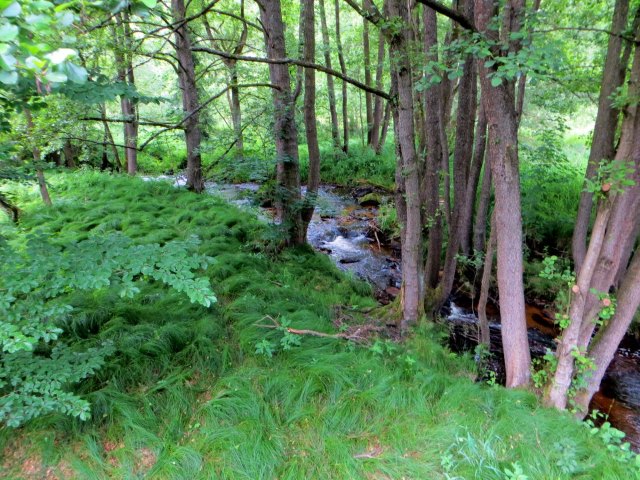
415;0;477;32
192;46;391;99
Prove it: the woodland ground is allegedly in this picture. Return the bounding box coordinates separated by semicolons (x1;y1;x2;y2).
1;172;638;479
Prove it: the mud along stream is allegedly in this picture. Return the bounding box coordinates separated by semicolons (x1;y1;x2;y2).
150;176;640;451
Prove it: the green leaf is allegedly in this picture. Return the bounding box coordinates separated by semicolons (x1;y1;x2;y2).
0;22;18;42
0;51;16;69
490;76;502;87
139;0;157;7
0;69;16;84
1;2;20;17
46;48;75;64
45;70;67;83
64;62;87;84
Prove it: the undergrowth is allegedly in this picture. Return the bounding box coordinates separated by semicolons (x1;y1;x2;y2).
0;171;637;479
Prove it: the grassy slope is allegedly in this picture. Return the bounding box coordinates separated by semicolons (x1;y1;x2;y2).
0;172;637;480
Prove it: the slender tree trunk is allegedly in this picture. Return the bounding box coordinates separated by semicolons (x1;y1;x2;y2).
572;0;631;271
100;103;122;171
423;5;444;294
473;156;492;253
376;102;391;155
573;250;640;414
172;0;204;192
478;211;496;347
229;65;244;158
203;12;247;159
460;107;487;255
63;139;76;169
370;29;386;152
387;0;423;326
24;109;52;206
363;5;373;145
477;0;530;388
438;0;477;307
114;13;138;175
319;0;341;149
545;202;612;409
301;0;321;234
258;0;304;245
0;192;19;222
335;0;349;153
547;36;640;410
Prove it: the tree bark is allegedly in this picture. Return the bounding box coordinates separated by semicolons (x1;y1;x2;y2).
319;0;341;150
335;0;349;153
203;13;247;159
363;4;373;145
0;192;19;223
473;155;492;253
545;202;612;409
423;5;445;294
258;0;304;246
114;13;138;175
301;0;321;233
387;0;423;327
573;249;640;414
376;101;391;155
24;109;52;206
476;0;531;388
172;0;204;192
62;139;76;169
370;27;386;151
572;0;631;271
100;103;122;171
439;0;478;307
460;106;487;256
478;211;496;347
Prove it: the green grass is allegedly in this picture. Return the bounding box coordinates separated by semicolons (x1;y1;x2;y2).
0;171;638;479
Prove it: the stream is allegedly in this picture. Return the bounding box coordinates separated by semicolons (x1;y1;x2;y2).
151;175;640;451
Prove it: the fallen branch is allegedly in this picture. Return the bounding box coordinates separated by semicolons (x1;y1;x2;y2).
255;315;383;344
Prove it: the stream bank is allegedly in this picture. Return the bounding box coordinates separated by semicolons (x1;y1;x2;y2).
151;175;640;451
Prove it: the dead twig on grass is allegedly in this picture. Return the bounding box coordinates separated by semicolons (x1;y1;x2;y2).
255;315;383;345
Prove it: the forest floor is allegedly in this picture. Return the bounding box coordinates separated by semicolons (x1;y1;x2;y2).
1;171;639;479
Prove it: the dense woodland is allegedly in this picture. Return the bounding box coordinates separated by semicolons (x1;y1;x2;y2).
1;0;640;477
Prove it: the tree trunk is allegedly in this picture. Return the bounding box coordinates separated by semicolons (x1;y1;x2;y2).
370;28;386;151
335;0;349;153
172;0;204;192
438;0;478;306
301;0;321;233
114;13;138;175
422;5;444;294
363;5;373;145
100;103;122;171
546;26;640;411
460;106;487;256
545;202;612;409
478;211;496;347
376;101;391;155
572;0;631;271
24;109;52;206
63;139;76;169
476;0;530;388
473;138;492;253
229;65;244;158
319;0;341;150
0;192;19;223
387;0;423;327
573;249;640;414
258;0;304;245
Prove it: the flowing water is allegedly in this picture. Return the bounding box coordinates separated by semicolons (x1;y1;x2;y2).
150;175;640;450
